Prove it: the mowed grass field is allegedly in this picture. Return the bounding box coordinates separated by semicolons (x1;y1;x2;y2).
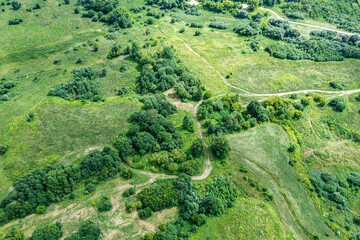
226;124;335;239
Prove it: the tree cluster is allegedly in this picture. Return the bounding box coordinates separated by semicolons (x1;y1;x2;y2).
48;67;103;102
145;0;186;9
201;0;241;14
309;170;348;208
141;175;238;239
136;46;205;101
77;0;132;28
65;220;101;240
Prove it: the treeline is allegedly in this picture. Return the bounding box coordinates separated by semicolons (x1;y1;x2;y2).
145;0;187;9
0;147;127;226
273;0;360;33
115;94;204;175
77;0;132;28
140;174;238;239
48;67;105;102
198;94;304;136
234;17;360;62
201;0;241;14
5;220;101;240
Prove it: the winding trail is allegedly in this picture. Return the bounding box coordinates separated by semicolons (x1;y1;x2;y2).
259;7;355;35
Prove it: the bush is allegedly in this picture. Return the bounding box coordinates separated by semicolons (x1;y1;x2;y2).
179;28;185;33
74;8;79;14
288;144;296;152
65;0;70;4
190;139;205;158
0;144;8;155
194;31;202;36
8;18;23;25
209;22;227;30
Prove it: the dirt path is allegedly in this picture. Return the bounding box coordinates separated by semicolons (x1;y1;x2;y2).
242;158;308;240
178;37;360;98
259;7;355;35
178;38;251;94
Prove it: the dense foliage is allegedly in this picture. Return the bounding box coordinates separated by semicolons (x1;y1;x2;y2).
77;0;132;28
201;0;241;14
136;46;205;101
48;67;103;101
141;174;238;239
29;222;63;240
65;220;101;240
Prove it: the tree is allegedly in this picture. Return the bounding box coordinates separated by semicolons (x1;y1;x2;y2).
210;136;231;159
65;220;101;240
130;42;142;61
190;139;205;158
182;115;195;132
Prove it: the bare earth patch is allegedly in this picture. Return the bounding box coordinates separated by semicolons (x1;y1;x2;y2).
164;88;194;112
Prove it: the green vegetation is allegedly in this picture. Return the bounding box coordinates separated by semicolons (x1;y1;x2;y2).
0;0;359;239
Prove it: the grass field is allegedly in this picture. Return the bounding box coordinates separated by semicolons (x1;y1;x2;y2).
0;97;140;193
189;198;290;240
226;124;335;239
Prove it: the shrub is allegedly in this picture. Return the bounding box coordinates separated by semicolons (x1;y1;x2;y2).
194;31;201;36
0;144;8;155
234;10;249;19
74;8;79;14
288;145;296;152
179;28;185;33
8;18;23;25
301;96;312;106
209;22;227;30
65;0;70;4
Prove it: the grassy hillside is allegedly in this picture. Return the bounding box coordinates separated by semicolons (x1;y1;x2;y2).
227;124;335;239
